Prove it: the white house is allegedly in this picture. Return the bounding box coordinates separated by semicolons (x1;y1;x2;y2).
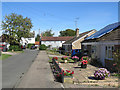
20;31;35;46
82;22;120;71
41;36;73;48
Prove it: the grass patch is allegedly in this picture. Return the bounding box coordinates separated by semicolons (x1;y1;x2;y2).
48;56;74;63
8;50;24;53
0;54;12;60
47;50;62;56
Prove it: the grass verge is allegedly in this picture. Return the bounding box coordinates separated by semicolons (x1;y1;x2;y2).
0;54;12;60
7;50;24;53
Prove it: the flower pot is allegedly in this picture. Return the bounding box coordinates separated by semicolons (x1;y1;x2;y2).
81;64;87;68
64;76;73;84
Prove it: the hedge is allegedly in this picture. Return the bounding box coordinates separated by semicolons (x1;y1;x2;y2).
9;45;22;51
39;44;47;50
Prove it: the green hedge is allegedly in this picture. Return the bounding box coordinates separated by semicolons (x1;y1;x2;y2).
27;44;35;48
9;45;22;51
39;44;47;50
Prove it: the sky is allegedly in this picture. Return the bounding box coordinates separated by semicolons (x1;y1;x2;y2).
1;2;118;36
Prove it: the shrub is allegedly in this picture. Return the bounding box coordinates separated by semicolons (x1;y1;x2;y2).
39;44;47;50
94;68;110;80
61;56;68;60
9;45;22;51
27;44;35;49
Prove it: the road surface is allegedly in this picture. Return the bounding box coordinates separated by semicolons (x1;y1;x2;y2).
2;49;39;88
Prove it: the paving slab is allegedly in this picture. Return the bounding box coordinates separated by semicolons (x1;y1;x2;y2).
17;51;62;88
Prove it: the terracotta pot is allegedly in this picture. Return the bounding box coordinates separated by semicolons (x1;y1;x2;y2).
81;64;87;68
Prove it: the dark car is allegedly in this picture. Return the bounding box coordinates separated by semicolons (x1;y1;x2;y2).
0;44;7;52
30;45;37;49
71;49;82;59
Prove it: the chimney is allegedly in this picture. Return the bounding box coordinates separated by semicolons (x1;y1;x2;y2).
76;28;79;37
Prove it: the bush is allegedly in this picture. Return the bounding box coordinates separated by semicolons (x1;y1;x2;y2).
27;44;35;49
39;44;47;50
9;45;22;51
94;68;110;80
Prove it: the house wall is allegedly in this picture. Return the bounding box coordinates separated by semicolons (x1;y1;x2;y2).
41;41;65;48
20;37;35;46
105;45;120;72
82;41;120;66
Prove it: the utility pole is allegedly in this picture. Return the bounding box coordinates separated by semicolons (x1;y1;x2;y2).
38;29;41;48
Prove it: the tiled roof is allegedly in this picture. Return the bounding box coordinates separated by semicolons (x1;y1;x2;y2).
63;30;96;44
41;36;73;41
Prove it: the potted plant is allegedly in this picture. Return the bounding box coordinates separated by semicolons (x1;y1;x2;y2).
81;60;88;68
80;56;88;68
72;56;79;63
63;70;74;83
94;68;110;80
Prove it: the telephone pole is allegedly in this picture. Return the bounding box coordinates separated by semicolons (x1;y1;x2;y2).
38;29;41;47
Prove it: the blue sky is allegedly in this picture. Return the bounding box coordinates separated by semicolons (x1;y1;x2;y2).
2;2;118;36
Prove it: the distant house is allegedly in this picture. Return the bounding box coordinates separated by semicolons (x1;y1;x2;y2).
82;22;120;71
20;31;35;46
0;34;10;49
35;41;40;47
40;36;73;48
62;28;97;53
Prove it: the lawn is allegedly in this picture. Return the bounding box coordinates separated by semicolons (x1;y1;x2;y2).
48;57;74;63
0;54;12;60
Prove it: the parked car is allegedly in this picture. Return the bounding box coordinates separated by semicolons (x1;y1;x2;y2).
30;45;37;49
71;49;82;59
21;45;26;49
0;44;7;52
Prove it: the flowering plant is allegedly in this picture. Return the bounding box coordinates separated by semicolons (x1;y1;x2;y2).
52;57;58;60
81;56;88;61
81;60;88;65
64;70;74;76
94;68;110;80
72;56;79;60
61;56;68;60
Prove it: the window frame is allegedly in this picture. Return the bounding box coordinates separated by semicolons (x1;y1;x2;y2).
105;45;114;60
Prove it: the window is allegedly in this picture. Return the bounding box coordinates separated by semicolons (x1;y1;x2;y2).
105;45;114;60
84;45;87;50
91;45;97;58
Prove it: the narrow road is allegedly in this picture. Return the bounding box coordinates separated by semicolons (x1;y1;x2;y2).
17;51;62;88
2;49;39;88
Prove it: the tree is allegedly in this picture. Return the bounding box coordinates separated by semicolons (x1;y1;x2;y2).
42;30;54;37
35;34;40;41
59;29;76;36
2;13;33;45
